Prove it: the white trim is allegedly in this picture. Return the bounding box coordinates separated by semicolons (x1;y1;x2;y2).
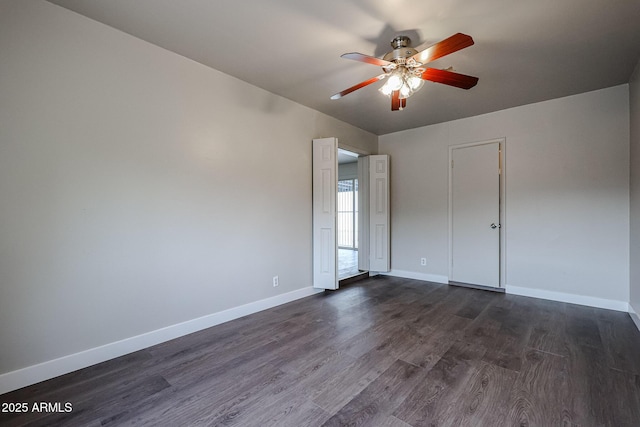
381;270;449;284
0;286;322;395
505;285;628;312
629;302;640;332
448;138;507;288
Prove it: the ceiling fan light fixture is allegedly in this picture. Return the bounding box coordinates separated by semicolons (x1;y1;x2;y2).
379;67;423;100
386;72;403;91
379;84;393;96
408;75;423;90
400;84;411;98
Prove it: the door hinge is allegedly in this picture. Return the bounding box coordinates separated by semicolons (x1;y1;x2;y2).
451;159;454;168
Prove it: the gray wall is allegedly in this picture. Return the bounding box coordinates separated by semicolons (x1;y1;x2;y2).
630;60;640;315
0;1;376;376
379;85;630;304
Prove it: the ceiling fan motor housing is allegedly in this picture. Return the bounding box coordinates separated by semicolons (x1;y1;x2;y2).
383;36;419;63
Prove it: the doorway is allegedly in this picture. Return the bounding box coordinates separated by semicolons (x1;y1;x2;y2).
312;138;390;290
449;139;505;288
338;149;360;279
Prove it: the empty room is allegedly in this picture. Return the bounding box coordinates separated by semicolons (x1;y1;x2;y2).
1;0;640;426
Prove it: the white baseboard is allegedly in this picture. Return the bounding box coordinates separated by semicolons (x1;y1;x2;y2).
381;270;449;284
505;285;629;312
0;286;322;395
629;302;640;332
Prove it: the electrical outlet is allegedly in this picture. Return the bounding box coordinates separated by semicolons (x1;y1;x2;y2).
420;258;427;266
273;276;279;287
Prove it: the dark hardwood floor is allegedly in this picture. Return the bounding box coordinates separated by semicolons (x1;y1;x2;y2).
338;248;359;279
2;276;640;426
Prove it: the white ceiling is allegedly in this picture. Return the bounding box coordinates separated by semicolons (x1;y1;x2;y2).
48;0;640;135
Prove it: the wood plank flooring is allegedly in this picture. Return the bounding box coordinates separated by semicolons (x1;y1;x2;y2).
338;248;359;279
2;276;640;426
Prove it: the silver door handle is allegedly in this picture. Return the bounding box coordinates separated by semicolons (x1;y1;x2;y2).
490;223;500;229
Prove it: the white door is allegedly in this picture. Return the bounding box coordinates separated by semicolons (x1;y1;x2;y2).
369;155;390;272
451;142;500;287
357;156;370;271
313;138;338;289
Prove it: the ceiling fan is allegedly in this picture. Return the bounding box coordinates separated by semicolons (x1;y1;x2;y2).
331;33;478;111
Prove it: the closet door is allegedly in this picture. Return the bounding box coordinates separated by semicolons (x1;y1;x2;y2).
369;155;390;272
312;138;338;289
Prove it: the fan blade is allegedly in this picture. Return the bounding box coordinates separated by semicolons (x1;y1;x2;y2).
341;52;394;67
391;90;400;111
330;74;387;100
401;98;407;108
411;33;474;64
421;68;478;89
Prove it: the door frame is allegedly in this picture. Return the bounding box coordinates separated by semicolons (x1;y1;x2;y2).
448;138;506;288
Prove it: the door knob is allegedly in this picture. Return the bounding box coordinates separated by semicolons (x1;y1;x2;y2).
490;223;500;229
